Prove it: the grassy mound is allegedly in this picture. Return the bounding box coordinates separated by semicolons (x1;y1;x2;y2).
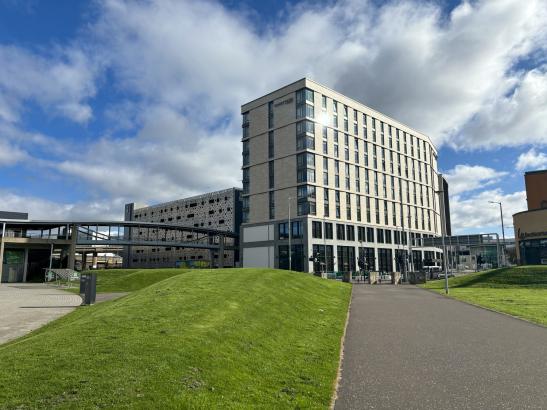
423;266;547;326
71;268;192;293
0;268;351;409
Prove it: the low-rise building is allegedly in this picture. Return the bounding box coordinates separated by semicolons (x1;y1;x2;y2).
124;188;242;268
513;170;547;265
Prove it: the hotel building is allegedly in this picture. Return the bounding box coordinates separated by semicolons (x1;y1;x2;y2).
240;78;447;273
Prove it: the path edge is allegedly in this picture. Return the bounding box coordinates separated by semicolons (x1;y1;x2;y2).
330;283;353;410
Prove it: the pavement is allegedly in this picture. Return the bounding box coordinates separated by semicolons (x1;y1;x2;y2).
0;283;82;345
334;285;547;410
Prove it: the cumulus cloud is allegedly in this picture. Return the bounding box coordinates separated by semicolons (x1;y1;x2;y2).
450;189;526;236
0;45;99;123
0;190;124;220
515;148;547;171
443;165;508;195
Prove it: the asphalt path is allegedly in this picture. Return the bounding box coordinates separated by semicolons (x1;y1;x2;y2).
335;285;547;410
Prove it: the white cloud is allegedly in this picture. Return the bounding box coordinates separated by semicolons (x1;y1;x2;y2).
0;45;99;123
0;139;27;166
450;189;526;236
0;190;124;221
443;165;508;195
515;147;547;171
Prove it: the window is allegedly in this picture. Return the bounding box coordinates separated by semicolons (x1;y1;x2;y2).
297;185;316;216
324;188;330;217
385;229;392;244
242;168;250;194
358;226;365;241
297;153;315;183
268;101;274;128
291;221;303;238
336;223;345;240
269;191;275;219
242;197;249;223
278;222;289;239
346;225;355;241
335;190;341;218
296;120;315;150
296;88;314;119
322;95;327;109
269;161;274;189
346;192;352;219
268;131;274;158
367;227;374;242
377;228;385;243
325;222;334;239
242;140;249;166
312;221;322;239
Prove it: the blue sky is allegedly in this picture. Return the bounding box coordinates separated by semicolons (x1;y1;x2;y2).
0;0;546;237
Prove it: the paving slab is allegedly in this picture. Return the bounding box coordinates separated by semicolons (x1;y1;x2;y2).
0;283;82;345
335;285;547;410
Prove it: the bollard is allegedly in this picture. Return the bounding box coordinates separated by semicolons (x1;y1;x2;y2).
80;273;97;305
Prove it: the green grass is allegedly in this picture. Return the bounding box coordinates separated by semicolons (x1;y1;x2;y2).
422;266;547;326
0;268;351;409
67;268;192;293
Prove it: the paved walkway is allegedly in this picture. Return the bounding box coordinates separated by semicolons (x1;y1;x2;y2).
335;285;547;410
0;283;82;345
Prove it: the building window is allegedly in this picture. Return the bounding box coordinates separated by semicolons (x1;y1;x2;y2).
367;227;374;242
268;101;274;128
242;168;250;194
242;140;249;166
312;221;322;239
324;187;330;217
268;131;274;158
346;192;352;219
278;222;289;239
242;197;249;223
325;222;333;239
291;221;303;238
335;190;341;218
336;223;345;240
296;120;315;150
269;191;275;219
377;228;385;243
269;161;275;189
297;153;316;183
346;225;355;241
296;88;314;119
297;185;316;216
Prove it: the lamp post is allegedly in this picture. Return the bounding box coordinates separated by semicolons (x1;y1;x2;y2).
488;201;506;267
435;174;449;294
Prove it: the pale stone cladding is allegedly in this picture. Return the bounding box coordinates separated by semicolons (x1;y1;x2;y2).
241;78;443;273
125;188;242;268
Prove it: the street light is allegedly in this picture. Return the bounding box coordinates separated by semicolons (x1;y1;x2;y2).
488;201;506;267
435;174;449;294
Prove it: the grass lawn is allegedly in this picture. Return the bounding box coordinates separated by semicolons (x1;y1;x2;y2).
422;265;547;326
0;268;351;409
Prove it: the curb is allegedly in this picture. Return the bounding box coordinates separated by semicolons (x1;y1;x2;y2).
330;283;353;410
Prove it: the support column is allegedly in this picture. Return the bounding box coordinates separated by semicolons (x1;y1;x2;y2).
23;248;29;282
218;235;225;269
92;252;98;269
0;223;5;283
67;224;77;270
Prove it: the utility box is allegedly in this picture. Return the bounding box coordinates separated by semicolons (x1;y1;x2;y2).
80;273;97;305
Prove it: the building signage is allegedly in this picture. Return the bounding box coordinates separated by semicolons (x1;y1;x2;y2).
274;97;293;107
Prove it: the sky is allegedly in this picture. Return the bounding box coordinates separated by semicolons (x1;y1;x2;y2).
0;0;546;238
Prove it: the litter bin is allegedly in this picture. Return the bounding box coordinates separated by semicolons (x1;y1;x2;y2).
80;273;97;305
342;271;351;283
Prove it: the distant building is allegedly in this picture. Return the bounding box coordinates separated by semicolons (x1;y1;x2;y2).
513;170;547;265
124;188;242;268
240;78;446;273
0;211;28;220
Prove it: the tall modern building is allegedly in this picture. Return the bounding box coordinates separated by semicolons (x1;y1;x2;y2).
240;78;446;273
124;188;242;268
